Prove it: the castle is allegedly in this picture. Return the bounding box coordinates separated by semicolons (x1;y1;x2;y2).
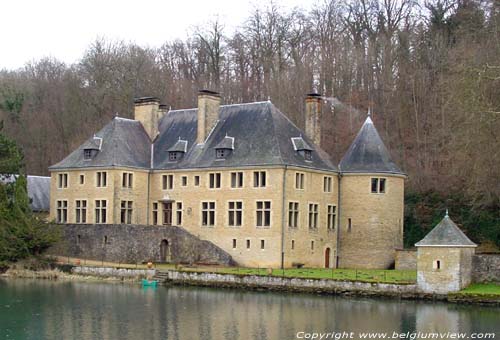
49;91;405;269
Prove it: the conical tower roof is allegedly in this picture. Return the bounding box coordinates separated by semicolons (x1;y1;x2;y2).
415;212;477;247
339;116;403;174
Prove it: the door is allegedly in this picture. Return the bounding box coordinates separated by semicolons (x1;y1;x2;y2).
160;239;171;263
325;248;331;268
163;202;172;226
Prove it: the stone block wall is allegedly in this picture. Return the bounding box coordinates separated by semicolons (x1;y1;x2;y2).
472;254;500;283
395;249;417;270
49;224;235;266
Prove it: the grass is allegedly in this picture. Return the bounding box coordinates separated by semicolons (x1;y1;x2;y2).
458;283;500;296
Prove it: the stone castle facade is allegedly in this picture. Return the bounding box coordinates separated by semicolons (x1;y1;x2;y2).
49;91;405;269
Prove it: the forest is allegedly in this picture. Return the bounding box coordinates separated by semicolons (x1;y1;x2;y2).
0;0;498;248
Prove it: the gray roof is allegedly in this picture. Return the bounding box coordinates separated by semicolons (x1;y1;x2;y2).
50;117;152;170
291;137;313;151
49;101;336;172
415;214;477;247
153;102;336;171
339;116;404;174
27;175;50;212
81;136;102;150
0;175;50;211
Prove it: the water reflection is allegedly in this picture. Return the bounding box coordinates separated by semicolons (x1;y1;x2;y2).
0;279;498;340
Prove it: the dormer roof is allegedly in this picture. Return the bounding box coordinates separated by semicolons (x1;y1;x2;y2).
167;139;188;153
214;135;235;150
339;116;403;175
291;137;313;151
415;213;477;247
81;136;102;150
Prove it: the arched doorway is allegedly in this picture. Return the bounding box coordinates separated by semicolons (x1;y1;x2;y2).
160;239;171;263
325;248;331;268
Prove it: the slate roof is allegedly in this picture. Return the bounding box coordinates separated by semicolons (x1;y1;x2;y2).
81;136;102;150
214;136;235;150
167;139;188;153
153;101;337;171
339;116;404;174
415;214;477;247
291;137;313;151
27;175;50;212
50;117;152;170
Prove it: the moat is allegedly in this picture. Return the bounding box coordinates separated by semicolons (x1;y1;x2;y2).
0;279;498;340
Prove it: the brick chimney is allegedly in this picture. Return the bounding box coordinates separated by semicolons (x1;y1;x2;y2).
134;97;160;141
197;90;221;144
305;93;322;146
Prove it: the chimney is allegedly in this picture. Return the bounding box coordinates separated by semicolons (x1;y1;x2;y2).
134;97;160;141
197;90;221;144
158;104;168;120
305;93;322;146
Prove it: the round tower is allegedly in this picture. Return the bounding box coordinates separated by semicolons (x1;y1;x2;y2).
338;114;405;269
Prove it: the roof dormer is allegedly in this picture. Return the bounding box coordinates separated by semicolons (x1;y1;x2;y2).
214;135;235;160
82;135;102;160
167;139;188;162
291;136;313;161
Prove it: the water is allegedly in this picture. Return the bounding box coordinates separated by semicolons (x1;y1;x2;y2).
0;279;498;340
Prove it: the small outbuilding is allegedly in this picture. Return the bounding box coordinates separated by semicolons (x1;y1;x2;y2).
415;211;477;294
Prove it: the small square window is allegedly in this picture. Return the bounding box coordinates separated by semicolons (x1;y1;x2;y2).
304;150;312;161
84;149;93;160
216;149;227;159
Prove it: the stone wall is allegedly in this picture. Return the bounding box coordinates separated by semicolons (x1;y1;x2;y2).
49;224;235;266
166;270;416;296
472;254;500;283
72;266;155;279
395;249;417;270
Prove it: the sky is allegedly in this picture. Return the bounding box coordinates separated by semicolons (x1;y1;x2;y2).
0;0;315;70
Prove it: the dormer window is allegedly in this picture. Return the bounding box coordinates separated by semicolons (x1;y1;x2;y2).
214;135;235;160
81;135;102;160
167;139;188;162
84;149;93;160
291;137;313;161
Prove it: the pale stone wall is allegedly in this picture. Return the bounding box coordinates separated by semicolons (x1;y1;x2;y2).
339;174;405;269
50;168;150;225
416;247;475;293
395;249;417;270
283;169;338;268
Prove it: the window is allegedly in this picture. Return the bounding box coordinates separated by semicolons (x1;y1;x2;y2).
202;202;216;226
176;202;183;225
169;151;180;161
75;200;87;224
327;205;336;231
95;200;107;223
162;174;174;190
209;173;221;188
288;202;299;228
152;202;158;225
56;200;68;223
308;203;319;229
228;201;243;227
323;176;332;193
253;171;266;187
122;172;133;188
120;201;133;224
260;240;265;250
84;149;93;160
311;240;315;250
371;178;386;193
246;239;251;249
295;172;305;189
291;240;295;250
76;235;81;245
58;173;68;188
231;172;244;188
256;201;271;227
79;174;85;185
433;260;442;270
181;176;188;186
194;175;200;186
232;239;237;249
304;150;312;161
103;235;109;245
216;149;227;159
96;172;107;187
163;202;172;226
348;218;352;232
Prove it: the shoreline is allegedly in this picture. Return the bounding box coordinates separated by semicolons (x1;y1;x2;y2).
1;265;499;306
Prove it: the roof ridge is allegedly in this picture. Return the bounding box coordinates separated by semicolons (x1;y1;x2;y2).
168;101;270;113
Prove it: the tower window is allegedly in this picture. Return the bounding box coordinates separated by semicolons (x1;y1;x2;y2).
371;178;386;193
348;218;352;232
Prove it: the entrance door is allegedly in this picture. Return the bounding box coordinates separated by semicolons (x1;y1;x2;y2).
163;202;172;226
325;248;331;268
160;239;171;263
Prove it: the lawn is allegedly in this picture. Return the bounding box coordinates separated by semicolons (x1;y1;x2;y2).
458;283;500;296
181;266;417;284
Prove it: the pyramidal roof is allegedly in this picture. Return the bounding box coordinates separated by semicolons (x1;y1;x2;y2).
415;213;477;247
339;116;404;174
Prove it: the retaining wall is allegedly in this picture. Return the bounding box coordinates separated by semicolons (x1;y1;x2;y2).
72;266;155;279
395;249;417;270
472;254;500;283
